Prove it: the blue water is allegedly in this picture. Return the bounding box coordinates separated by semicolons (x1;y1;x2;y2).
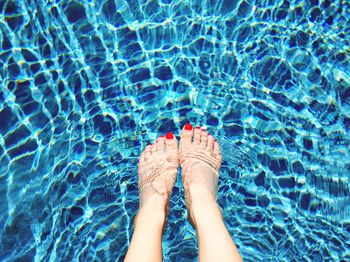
0;0;350;261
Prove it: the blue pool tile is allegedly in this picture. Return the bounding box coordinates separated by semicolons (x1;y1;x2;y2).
64;2;86;23
66;206;84;225
224;124;243;136
300;193;311;210
278;177;296;189
254;171;265;187
159;119;176;133
303;138;313;150
88;187;115;206
207;115;219;126
1;34;12;50
296;30;309;46
155;66;173;81
7;61;20;78
292;161;305;174
244;198;256;207
67;172;82;184
237;1;252;17
0;106;18;134
130;68;151;83
257;195;270;207
269;158;289;174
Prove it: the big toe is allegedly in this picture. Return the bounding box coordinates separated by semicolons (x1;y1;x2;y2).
165;132;178;151
180;123;193;146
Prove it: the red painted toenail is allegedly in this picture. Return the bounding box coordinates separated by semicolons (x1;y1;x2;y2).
214;139;217;142
195;126;201;129
166;132;174;139
159;135;164;138
184;123;192;130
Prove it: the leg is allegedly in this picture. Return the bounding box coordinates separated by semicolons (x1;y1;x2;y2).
124;196;166;262
125;133;179;262
179;124;243;262
190;185;242;261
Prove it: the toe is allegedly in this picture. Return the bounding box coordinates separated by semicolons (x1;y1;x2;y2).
213;140;221;155
200;129;208;147
139;149;147;165
180;123;193;145
145;144;152;159
157;136;165;152
207;134;214;150
165;132;178;150
151;142;157;153
193;126;201;145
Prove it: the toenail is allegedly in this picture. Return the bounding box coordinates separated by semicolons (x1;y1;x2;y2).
195;126;201;129
166;132;174;139
184;123;192;130
159;136;165;138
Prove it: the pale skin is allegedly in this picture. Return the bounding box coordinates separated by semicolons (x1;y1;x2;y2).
125;124;243;262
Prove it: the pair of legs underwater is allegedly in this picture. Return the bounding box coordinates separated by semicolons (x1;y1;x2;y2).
125;123;243;262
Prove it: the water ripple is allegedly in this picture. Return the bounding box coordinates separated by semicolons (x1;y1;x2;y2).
0;0;349;261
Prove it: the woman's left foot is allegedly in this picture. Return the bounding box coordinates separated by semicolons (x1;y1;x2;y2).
138;132;179;215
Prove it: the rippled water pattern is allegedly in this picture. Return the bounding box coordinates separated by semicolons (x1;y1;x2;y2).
1;0;350;261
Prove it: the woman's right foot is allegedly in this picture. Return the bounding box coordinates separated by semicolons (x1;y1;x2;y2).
179;123;223;228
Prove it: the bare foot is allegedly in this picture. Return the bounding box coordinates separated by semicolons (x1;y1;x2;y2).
137;132;178;215
179;124;222;227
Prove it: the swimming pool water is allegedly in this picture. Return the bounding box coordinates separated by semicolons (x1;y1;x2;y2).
0;0;349;261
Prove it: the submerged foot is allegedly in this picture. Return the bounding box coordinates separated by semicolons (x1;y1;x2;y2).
179;123;222;227
138;132;178;215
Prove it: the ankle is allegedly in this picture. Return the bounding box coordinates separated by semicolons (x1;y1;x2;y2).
136;195;167;225
186;184;221;225
188;184;217;207
191;197;222;228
